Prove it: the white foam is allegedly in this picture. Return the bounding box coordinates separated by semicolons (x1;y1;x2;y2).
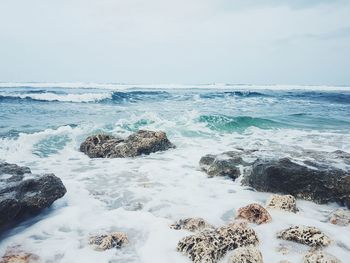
0;92;112;102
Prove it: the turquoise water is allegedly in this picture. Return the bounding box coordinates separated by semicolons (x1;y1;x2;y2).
0;84;350;262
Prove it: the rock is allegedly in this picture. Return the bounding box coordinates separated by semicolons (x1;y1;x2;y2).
170;218;214;232
88;232;128;251
266;194;298;213
0;247;39;263
0;162;66;233
277;226;331;247
177;222;259;263
80;130;175;158
228;246;263;263
303;250;341;263
199;152;247;180
243;158;350;208
236;203;272;224
329;208;350;226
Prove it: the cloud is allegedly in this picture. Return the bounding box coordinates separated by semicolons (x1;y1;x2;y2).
0;0;349;85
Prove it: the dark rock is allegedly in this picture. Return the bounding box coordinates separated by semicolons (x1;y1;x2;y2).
243;158;350;208
199;151;248;180
80;130;175;158
0;162;66;233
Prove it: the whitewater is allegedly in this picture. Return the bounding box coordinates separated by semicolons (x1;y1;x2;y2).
0;84;350;262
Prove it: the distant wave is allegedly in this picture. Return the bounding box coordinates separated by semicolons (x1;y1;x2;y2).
199;91;268;99
198;115;284;131
285;91;350;104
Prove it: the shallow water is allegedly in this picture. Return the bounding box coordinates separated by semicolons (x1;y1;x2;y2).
0;84;349;262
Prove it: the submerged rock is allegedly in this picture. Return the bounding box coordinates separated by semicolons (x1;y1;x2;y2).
266;194;298;213
199;151;248;180
0;162;66;233
170;218;214;232
277;226;331;247
88;232;128;251
303;250;341;263
0;247;39;263
243;158;350;208
236;203;272;225
228;246;263;263
329;208;350;226
80;130;175;158
177;222;259;263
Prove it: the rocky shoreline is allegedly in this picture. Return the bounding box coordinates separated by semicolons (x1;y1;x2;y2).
1;130;349;262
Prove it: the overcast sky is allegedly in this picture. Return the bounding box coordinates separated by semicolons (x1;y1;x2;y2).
0;0;349;85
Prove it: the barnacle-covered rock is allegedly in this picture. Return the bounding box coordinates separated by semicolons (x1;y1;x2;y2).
170;218;214;232
88;232;128;251
329;208;350;226
303;250;341;263
177;222;259;263
277;226;331;247
228;246;263;263
266;194;298;213
236;203;272;224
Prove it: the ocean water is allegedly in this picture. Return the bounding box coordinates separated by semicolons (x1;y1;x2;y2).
0;83;350;262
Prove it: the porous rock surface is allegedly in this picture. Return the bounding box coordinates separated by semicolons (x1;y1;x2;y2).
244;158;350;208
170;218;214;232
236;203;272;225
88;232;128;251
329;208;350;226
303;250;341;263
177;222;259;263
0;162;66;232
0;247;39;263
277;226;331;247
80;130;175;158
228;246;263;263
266;194;298;213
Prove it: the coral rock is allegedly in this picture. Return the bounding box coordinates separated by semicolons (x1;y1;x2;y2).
266;194;298;213
170;218;214;232
236;203;272;224
80;130;175;158
329;208;350;226
228;246;263;263
277;226;331;247
177;222;259;263
0;248;38;263
89;232;128;251
303;250;341;263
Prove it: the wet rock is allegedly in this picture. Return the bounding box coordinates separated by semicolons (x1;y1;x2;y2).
329;208;350;226
199;151;248;180
89;232;128;251
266;194;298;213
303;250;341;263
244;158;350;208
80;130;175;158
236;203;272;224
0;162;66;233
0;247;39;263
170;218;214;232
228;246;263;263
277;226;331;247
177;222;259;263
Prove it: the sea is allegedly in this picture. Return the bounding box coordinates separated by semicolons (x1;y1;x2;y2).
0;83;350;262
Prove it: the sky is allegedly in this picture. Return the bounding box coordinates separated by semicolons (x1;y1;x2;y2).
0;0;350;85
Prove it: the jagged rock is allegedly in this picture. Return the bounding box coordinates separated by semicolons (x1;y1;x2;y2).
329;208;350;226
80;130;175;158
236;203;272;224
88;232;128;251
0;162;66;233
243;158;350;208
303;250;341;263
177;222;259;263
170;218;214;232
266;194;298;213
277;226;331;247
199;151;248;180
0;247;39;263
228;246;263;263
